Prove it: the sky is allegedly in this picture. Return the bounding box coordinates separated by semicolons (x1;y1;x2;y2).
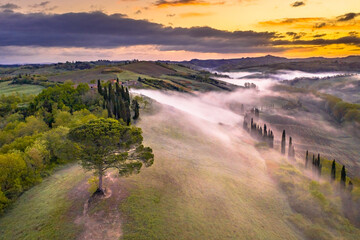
0;0;359;63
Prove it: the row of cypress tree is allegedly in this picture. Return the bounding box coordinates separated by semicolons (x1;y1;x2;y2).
97;79;140;125
305;151;353;191
281;130;295;159
243;115;274;148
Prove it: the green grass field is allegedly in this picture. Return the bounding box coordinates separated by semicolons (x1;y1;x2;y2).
0;164;89;240
0;81;44;96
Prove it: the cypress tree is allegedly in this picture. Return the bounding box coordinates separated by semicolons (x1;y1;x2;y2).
119;97;126;123
113;96;118;119
288;137;292;159
132;99;140;120
103;86;108;101
305;150;309;168
341;166;346;187
125;88;130;104
120;85;126;100
106;102;112;118
264;124;267;138
125;101;131;125
115;82;121;96
281;130;286;155
97;79;102;95
270;131;274;148
331;160;336;181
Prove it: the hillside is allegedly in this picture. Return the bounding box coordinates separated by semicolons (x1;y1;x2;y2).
0;61;237;92
177;55;360;72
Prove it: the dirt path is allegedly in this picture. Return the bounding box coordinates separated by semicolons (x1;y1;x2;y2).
73;171;127;240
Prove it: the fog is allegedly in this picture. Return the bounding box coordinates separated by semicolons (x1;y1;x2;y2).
214;70;348;91
132;69;360;175
130;70;360;237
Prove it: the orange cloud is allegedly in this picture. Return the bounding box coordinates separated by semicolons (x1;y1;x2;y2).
180;12;213;17
154;0;224;8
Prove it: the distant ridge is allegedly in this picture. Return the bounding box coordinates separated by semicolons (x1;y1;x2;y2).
175;55;360;72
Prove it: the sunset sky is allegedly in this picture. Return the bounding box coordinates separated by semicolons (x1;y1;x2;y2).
0;0;359;63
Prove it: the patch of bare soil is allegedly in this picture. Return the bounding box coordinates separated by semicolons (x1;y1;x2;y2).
73;172;128;240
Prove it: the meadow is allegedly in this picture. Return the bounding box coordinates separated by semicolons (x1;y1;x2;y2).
0;81;44;96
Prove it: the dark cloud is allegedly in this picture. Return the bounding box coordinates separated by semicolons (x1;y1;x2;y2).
30;1;50;8
337;12;360;22
154;0;209;7
273;36;360;46
135;10;142;14
1;11;358;55
286;32;306;40
313;22;326;29
0;11;279;53
291;1;305;7
0;3;20;10
313;34;326;38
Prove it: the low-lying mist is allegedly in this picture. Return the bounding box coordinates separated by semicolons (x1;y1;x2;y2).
133;69;360;175
214;70;351;90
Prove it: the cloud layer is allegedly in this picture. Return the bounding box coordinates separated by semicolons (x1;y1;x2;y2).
0;10;358;59
0;11;278;53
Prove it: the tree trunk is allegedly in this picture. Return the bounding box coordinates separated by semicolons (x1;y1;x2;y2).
97;170;104;195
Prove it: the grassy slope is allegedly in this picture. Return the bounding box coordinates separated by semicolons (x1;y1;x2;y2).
47;67;119;83
119;62;176;77
119;105;301;240
0;81;44;96
0;164;88;240
262;86;360;176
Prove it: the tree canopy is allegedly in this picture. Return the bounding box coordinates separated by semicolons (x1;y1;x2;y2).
68;118;154;193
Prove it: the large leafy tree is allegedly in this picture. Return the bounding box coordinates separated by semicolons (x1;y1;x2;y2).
69;118;154;194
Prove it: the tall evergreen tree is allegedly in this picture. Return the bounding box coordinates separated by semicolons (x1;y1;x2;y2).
120;85;126;100
115;82;121;96
269;131;274;148
106;101;112;118
281;130;286;155
125;101;131;125
97;79;102;95
103;87;108;102
288;137;292;159
132;99;140;120
331;160;336;182
263;124;267;138
125;88;130;104
119;97;126;123
305;150;309;168
341;165;346;187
